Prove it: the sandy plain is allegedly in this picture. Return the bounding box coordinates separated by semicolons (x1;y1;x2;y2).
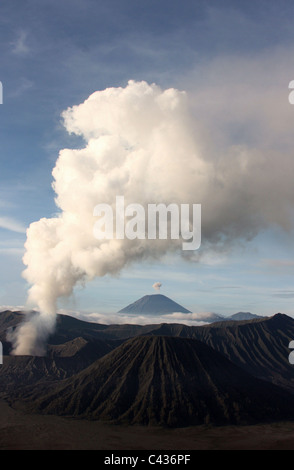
0;400;294;450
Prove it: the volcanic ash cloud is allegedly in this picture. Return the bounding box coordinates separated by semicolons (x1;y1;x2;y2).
11;79;291;355
152;282;162;292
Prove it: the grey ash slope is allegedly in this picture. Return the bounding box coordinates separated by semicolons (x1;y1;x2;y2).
118;294;191;315
24;335;294;427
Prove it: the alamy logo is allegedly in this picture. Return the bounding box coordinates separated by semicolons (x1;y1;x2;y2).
289;81;294;105
289;340;294;364
93;196;201;251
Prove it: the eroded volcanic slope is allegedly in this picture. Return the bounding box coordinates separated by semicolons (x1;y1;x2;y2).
135;314;294;393
22;336;294;427
188;314;294;392
0;336;121;395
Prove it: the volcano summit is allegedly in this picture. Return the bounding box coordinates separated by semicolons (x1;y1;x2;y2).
118;294;191;315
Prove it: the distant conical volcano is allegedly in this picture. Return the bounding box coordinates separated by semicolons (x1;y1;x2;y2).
118;294;191;315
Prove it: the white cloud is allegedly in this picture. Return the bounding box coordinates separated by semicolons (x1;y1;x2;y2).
0;305;26;313
64;309;216;326
10;31;30;56
152;282;162;291
8;78;34;98
262;258;294;268
0;248;24;256
0;216;26;234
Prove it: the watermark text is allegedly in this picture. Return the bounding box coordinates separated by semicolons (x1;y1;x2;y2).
289;80;294;104
93;196;201;251
289;340;294;364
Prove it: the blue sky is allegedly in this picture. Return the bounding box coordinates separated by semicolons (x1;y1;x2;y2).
1;0;294;320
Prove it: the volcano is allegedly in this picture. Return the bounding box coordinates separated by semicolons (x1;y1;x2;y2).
23;335;294;426
118;294;191;315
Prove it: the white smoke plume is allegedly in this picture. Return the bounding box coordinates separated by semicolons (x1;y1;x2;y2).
152;282;162;292
10;79;294;355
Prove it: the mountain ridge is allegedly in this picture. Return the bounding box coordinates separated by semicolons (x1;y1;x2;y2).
17;335;294;427
1;311;294;427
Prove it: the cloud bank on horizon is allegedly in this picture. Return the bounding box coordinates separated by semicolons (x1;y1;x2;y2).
9;78;294;355
68;309;225;327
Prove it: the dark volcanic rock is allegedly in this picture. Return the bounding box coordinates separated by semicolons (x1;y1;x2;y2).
0;337;121;397
23;336;294;427
190;313;294;392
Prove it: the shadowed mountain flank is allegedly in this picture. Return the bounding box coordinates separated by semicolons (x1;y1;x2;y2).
189;314;294;392
23;336;294;427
